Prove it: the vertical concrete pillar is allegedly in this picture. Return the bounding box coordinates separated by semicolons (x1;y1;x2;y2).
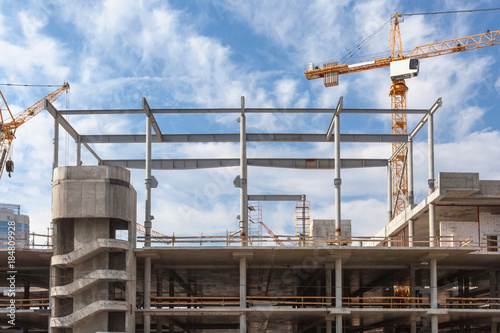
334;110;341;239
335;259;342;309
144;256;152;333
301;194;306;246
408;138;414;206
144;100;152;247
429;203;436;247
387;162;392;224
491;322;497;333
408;219;414;247
430;257;438;333
326;320;332;333
239;96;248;246
75;136;81;166
169;273;174;332
240;257;247;333
428;113;435;194
52;115;59;176
326;267;332;305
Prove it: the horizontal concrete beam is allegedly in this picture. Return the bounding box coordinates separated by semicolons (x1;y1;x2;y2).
248;195;303;201
80;133;408;144
102;158;388;170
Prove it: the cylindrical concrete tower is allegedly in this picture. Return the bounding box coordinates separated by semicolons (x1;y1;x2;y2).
50;166;136;333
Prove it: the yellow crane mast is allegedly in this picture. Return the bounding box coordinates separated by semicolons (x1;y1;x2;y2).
0;83;70;179
305;13;500;217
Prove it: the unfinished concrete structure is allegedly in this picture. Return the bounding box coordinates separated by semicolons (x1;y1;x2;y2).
50;166;136;332
0;97;499;332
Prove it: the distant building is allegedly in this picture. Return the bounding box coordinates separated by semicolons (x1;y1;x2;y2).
0;203;30;248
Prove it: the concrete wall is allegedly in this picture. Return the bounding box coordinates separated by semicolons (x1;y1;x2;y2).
310;219;351;246
52;166;136;223
440;213;500;251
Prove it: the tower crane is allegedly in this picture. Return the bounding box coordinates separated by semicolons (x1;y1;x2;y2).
0;83;70;180
305;12;500;217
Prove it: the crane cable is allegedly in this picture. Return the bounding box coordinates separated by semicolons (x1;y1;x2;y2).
402;8;500;17
340;17;391;64
0;83;65;87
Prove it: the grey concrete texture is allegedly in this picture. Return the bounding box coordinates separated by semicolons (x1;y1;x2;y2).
52;166;136;223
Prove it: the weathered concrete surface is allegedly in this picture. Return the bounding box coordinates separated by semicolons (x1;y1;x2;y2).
52;166;136;223
51;238;130;267
49;300;129;328
52;270;130;297
310;219;351;246
51;166;136;333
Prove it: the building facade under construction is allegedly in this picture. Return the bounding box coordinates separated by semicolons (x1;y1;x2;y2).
0;97;499;333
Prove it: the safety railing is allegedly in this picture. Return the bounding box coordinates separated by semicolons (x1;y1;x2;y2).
137;234;476;248
0;298;49;309
150;296;432;309
439;297;500;309
0;231;53;249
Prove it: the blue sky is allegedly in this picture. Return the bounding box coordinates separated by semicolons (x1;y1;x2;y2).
0;0;499;242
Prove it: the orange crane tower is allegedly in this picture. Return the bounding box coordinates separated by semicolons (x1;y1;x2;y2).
305;13;499;217
0;83;70;179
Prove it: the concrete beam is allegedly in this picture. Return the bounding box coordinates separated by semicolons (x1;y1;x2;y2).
59;108;429;115
80;133;409;143
101;158;388;170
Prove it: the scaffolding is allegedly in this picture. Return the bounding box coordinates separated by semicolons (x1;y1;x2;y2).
248;201;263;246
295;197;310;246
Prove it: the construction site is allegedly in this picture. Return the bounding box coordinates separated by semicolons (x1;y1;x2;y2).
0;8;499;333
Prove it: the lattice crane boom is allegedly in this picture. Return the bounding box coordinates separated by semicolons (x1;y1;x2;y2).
305;12;499;217
0;83;70;180
304;29;500;80
259;221;285;246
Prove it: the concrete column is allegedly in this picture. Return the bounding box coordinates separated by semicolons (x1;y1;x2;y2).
326;267;332;305
335;257;343;333
49;117;57;333
492;322;498;333
75;136;81;166
408;138;414;206
411;321;417;333
145;103;152;247
301;194;306;246
334;112;341;239
144;256;152;333
326;320;332;333
408;219;414;247
157;270;163;308
430;257;438;332
240;257;247;333
428;113;435;194
169;274;174;333
430;258;437;309
239;96;248;246
429;203;436;247
387;162;392;224
52;115;59;176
